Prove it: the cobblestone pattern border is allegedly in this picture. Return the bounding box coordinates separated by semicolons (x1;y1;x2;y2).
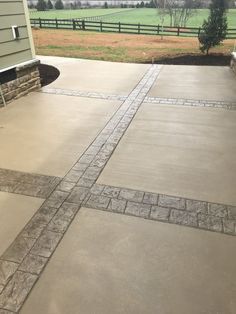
144;96;236;110
82;184;236;236
1;63;236;313
40;88;236;110
0;169;61;199
41;87;127;102
0;65;162;313
1;64;235;312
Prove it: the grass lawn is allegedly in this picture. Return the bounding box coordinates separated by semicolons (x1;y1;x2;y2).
30;8;132;19
30;8;236;27
33;28;235;63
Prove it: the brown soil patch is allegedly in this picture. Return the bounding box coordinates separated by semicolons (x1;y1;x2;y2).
33;28;235;64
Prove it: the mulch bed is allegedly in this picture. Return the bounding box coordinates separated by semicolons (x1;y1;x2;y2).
38;64;60;87
154;54;231;66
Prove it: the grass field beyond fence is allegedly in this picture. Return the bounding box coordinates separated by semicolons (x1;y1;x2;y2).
30;8;236;28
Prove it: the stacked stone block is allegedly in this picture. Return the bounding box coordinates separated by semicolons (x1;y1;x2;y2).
0;60;41;107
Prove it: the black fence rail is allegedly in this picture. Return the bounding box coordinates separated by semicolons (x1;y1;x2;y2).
30;18;236;39
73;8;136;21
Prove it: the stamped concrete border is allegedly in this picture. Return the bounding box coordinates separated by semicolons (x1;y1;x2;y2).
41;87;236;110
40;87;127;102
144;96;236;110
0;169;61;199
82;183;236;236
0;64;235;313
0;64;162;313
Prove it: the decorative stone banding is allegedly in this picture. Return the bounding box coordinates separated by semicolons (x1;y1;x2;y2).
144;96;236;110
0;63;235;313
0;169;61;199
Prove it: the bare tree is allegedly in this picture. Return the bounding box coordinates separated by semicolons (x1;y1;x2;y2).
158;0;201;27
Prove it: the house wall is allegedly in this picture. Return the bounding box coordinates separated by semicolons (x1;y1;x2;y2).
0;0;41;107
0;0;35;71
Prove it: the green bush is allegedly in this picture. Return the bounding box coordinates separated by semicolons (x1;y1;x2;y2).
198;0;228;55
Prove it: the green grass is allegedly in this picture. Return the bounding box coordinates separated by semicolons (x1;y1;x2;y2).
30;8;132;19
30;8;236;27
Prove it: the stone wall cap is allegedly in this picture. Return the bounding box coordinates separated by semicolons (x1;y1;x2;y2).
16;59;40;71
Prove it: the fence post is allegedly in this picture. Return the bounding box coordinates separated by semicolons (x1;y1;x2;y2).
100;21;103;32
138;23;140;34
82;20;85;30
157;24;159;34
72;19;76;30
177;27;180;36
198;27;201;37
118;22;121;33
55;18;58;29
39;18;42;28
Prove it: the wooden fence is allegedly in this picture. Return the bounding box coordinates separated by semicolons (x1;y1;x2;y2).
30;18;236;39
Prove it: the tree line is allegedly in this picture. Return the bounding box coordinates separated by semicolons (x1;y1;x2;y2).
34;0;63;11
32;0;235;11
32;0;158;11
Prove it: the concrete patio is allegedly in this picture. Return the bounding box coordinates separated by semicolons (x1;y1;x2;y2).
0;56;236;314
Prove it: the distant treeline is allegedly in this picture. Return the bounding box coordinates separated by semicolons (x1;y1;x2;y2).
30;0;159;10
30;0;236;11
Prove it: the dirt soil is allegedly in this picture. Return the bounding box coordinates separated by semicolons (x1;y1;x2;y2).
33;28;235;65
155;54;231;65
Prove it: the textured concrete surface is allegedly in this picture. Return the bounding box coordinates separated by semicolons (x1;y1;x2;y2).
98;103;236;206
0;192;43;256
149;65;236;102
21;208;236;314
39;56;149;95
0;92;121;177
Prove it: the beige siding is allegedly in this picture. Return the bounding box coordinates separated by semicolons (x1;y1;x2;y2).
0;26;28;43
0;2;25;15
0;38;31;57
0;15;27;31
0;49;32;69
0;0;33;71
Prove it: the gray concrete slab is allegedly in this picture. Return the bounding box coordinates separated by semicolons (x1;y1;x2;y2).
0;93;121;177
149;65;236;102
38;56;149;95
0;192;43;256
98;103;236;206
21;207;236;314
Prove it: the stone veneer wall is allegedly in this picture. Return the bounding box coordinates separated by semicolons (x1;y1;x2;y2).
231;52;236;75
0;60;41;107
